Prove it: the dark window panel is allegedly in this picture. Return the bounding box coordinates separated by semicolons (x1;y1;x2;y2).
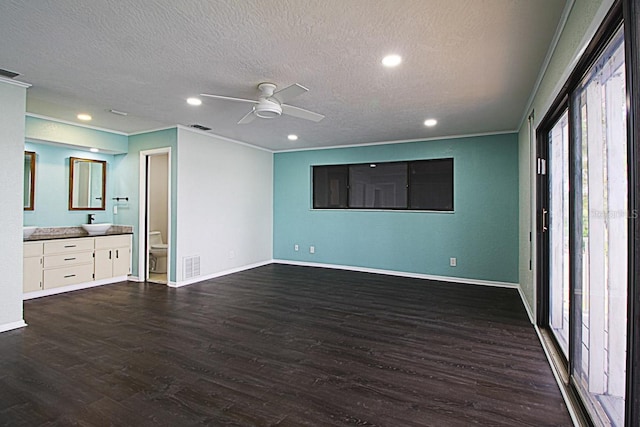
313;159;454;211
313;165;348;208
409;159;454;211
349;162;407;209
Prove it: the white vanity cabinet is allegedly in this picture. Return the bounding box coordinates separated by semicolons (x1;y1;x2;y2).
43;238;95;289
23;242;43;292
94;235;132;280
23;233;132;296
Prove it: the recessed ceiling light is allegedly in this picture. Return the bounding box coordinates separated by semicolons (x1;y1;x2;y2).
370;164;377;168
77;113;92;121
382;54;402;67
90;148;99;153
187;97;202;106
424;118;438;127
288;134;298;141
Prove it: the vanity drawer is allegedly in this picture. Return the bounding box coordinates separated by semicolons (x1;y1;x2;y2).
24;242;43;257
43;264;94;289
44;238;94;255
95;235;131;249
44;251;94;268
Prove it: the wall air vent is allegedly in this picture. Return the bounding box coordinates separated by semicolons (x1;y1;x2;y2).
183;256;201;280
0;68;20;79
190;124;212;131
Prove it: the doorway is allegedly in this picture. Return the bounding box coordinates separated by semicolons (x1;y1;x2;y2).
139;148;171;284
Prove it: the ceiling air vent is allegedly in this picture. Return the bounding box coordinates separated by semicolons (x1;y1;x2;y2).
0;68;20;79
190;124;211;131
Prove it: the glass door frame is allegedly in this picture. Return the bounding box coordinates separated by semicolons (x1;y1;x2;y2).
623;0;640;423
536;95;571;373
535;0;640;424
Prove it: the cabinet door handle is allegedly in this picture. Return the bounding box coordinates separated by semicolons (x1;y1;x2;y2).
116;249;119;258
64;245;77;248
109;250;112;259
64;257;76;261
64;274;76;278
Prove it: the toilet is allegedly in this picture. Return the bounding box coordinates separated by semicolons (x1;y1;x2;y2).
149;231;168;273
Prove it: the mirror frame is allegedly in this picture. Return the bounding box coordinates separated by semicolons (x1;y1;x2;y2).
68;157;106;211
24;151;35;211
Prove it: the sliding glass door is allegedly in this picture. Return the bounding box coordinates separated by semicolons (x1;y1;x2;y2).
538;16;632;426
571;27;627;425
548;110;570;358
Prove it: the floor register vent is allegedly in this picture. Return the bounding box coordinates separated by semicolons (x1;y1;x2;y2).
183;256;201;279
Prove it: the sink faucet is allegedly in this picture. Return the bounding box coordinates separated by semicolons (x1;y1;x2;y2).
88;214;95;224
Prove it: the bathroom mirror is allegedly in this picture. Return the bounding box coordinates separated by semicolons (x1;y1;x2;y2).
69;157;106;210
24;151;35;211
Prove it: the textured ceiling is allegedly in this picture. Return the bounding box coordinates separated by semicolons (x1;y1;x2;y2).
0;0;567;151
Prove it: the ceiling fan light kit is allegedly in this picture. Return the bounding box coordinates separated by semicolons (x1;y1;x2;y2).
201;82;324;125
255;98;282;119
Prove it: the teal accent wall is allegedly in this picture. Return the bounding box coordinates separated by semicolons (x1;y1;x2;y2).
274;134;519;283
26;116;128;153
24;141;116;226
112;128;177;281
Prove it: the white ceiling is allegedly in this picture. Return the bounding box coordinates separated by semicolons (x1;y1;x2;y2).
0;0;567;151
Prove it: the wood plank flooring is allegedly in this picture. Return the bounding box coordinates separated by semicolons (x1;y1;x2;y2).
0;264;572;426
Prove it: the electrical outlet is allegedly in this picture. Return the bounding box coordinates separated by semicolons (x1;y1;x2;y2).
113;205;118;214
294;244;299;251
229;250;235;259
450;257;457;267
310;245;315;254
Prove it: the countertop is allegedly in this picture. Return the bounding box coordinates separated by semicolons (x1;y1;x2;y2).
24;225;133;242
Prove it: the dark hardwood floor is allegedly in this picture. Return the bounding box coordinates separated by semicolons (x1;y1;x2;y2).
0;264;571;426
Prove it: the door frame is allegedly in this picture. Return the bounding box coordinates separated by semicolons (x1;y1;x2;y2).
623;0;640;422
138;147;172;284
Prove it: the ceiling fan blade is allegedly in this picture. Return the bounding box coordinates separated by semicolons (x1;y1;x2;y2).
237;109;256;124
281;104;324;122
200;93;258;104
271;83;308;104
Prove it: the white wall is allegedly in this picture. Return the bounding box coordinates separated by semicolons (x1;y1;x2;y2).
175;128;273;283
518;0;614;318
0;78;29;332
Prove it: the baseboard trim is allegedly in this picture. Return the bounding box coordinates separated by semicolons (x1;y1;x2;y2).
517;285;536;324
131;261;519;291
273;260;519;289
0;320;28;333
23;276;130;300
169;260;273;288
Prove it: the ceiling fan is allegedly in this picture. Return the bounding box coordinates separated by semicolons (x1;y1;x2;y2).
200;83;324;124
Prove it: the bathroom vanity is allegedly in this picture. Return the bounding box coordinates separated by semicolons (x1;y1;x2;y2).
23;226;132;299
